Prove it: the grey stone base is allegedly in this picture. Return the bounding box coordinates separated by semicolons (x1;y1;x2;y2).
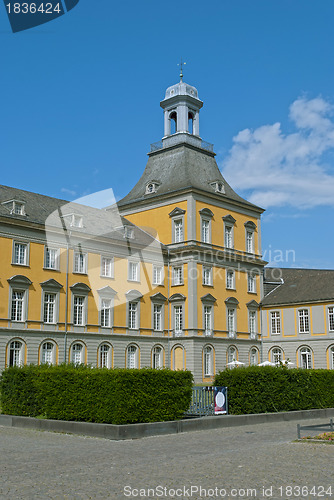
1;408;334;441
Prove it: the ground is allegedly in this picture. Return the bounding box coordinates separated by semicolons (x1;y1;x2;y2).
0;418;333;499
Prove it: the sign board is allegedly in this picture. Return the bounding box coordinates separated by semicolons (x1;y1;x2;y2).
214;386;228;415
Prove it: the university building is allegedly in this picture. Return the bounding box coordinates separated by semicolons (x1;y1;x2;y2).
1;76;332;381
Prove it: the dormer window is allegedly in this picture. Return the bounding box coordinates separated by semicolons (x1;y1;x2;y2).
2;200;26;216
124;226;134;239
71;215;83;228
210;181;225;194
145;181;160;195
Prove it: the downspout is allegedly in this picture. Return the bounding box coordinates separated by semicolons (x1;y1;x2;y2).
64;239;69;363
167;247;171;368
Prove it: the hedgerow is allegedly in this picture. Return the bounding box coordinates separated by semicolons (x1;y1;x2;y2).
0;364;193;424
214;366;334;415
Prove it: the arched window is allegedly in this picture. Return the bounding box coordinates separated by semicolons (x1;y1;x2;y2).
203;346;213;377
188;112;194;134
227;346;237;363
331;346;334;369
300;347;312;369
152;346;163;369
71;343;84;365
272;347;283;365
127;344;138;369
9;340;23;367
250;347;259;366
170;111;177;134
99;343;112;368
41;341;55;364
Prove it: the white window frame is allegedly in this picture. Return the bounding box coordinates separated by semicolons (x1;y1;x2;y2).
8;340;24;367
201;218;211;244
73;295;86;326
173;304;183;336
127;344;139;369
246;230;254;254
40;341;56;365
226;270;235;290
152;345;163;369
224;225;233;249
153;304;163;331
300;347;312;369
100;298;112;328
174;218;184;243
249;310;257;337
247;273;256;293
99;343;112;368
250;347;259;366
44;247;59;270
272;347;283;365
172;266;183;286
330;346;334;370
71;342;84;365
128;301;138;330
43;292;57;324
128;261;140;282
227;346;237;363
204;305;213;336
124;226;135;239
11;289;25;322
73;252;87;274
203;266;213;286
101;256;114;278
227;308;236;338
153;265;163;285
328;307;334;332
12;241;29;266
298;309;310;334
203;346;213;377
270;311;281;335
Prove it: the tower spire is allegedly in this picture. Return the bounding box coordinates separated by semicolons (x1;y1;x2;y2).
177;58;186;82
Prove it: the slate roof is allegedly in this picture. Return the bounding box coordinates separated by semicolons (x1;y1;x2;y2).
0;184;165;249
117;143;263;212
262;267;334;306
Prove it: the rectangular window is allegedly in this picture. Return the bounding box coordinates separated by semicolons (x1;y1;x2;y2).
174;305;183;334
203;266;212;286
224;226;233;249
124;226;134;239
249;310;256;335
128;262;139;282
174;219;183;243
248;274;256;293
201;219;210;243
173;266;183;286
101;298;111;327
129;302;137;329
13;242;27;265
45;247;58;270
74;252;87;274
127;346;137;368
204;305;212;335
13;202;24;215
299;309;309;333
246;231;254;253
44;293;56;323
11;290;24;321
73;296;85;326
226;270;235;289
227;309;235;336
271;311;281;335
153;304;162;331
101;257;113;278
329;307;334;331
153;265;163;285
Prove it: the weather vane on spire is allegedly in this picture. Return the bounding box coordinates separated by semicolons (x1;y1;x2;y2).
178;58;186;81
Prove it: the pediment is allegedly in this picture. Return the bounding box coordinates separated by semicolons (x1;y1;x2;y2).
150;292;167;303
223;215;236;224
8;275;32;286
126;289;143;301
70;282;91;293
169;207;186;218
199;208;214;218
169;293;186;302
225;296;239;305
244;221;257;230
246;300;259;309
40;279;63;290
201;293;217;303
97;286;117;297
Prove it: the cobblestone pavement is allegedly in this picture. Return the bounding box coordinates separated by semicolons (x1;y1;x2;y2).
0;418;333;500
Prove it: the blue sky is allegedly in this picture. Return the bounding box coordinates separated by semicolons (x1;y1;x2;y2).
1;0;334;269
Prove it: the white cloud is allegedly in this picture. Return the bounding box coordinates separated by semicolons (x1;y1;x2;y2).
221;96;334;208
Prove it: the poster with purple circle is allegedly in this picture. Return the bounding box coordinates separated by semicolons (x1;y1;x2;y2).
3;0;80;33
214;386;227;415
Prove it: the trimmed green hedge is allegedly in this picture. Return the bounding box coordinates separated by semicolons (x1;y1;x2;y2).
0;365;193;424
214;366;334;415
